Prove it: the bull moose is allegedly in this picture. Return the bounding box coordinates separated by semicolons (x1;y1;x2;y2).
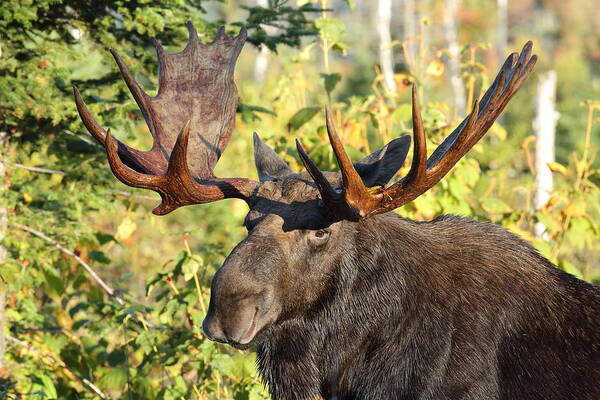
74;22;600;400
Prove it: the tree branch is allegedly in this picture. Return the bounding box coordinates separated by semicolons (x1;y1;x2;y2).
13;223;125;306
113;190;159;202
6;334;108;399
14;163;67;176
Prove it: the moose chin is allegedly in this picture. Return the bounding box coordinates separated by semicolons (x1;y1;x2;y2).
75;22;600;400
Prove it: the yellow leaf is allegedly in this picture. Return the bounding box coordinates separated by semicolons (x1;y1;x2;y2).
564;198;587;218
546;162;567;175
115;217;137;241
35;75;49;87
49;174;63;186
426;60;444;77
505;223;533;242
23;193;32;203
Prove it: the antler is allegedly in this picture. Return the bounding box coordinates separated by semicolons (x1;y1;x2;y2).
297;41;537;221
74;22;258;215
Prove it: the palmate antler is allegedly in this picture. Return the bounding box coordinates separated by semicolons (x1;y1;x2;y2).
74;22;258;215
297;41;537;221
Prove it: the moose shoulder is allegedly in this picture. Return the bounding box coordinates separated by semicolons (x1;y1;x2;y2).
75;23;600;400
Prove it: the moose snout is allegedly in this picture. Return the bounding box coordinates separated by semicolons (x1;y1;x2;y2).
201;316;228;343
202;296;264;347
203;236;283;347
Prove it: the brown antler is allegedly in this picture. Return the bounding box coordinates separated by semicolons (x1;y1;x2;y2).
297;41;537;221
74;22;258;215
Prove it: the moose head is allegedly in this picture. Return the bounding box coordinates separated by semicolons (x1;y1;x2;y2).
74;22;536;350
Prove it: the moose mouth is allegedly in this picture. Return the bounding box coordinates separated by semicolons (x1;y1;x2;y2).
229;307;275;350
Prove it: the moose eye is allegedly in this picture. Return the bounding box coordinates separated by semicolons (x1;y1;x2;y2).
312;229;330;240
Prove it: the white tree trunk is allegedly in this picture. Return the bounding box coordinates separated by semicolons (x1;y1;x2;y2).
534;70;557;238
443;0;466;116
253;0;270;86
376;0;396;93
496;0;508;60
254;45;269;86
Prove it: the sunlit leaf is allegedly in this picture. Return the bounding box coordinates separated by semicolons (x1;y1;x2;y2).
115;217;137;241
315;17;346;44
426;59;444;77
547;161;568;175
288;107;320;131
480;198;511;214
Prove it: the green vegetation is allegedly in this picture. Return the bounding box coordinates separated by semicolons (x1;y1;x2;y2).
1;0;598;398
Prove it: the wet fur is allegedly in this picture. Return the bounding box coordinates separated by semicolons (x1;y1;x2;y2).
256;213;600;400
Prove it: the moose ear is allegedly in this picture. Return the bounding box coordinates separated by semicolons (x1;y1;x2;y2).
354;136;411;187
253;132;293;182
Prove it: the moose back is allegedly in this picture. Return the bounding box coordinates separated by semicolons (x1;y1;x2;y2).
75;23;600;400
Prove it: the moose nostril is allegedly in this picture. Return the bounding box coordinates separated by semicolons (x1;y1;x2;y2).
202;318;228;343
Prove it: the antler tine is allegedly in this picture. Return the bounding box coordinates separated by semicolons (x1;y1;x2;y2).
324;109;374;217
479;52;516;111
406;84;427;182
109;49;150;113
296;139;339;203
104;129;163;190
74;86;107;143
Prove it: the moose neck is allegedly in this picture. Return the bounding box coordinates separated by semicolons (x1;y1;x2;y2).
257;213;437;399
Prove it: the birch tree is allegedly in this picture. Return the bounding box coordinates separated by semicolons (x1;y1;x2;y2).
376;0;396;92
254;0;270;86
443;0;466;116
534;71;558;238
497;0;508;61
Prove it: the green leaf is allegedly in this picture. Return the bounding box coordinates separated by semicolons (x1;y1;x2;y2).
39;375;57;399
135;331;156;355
392;104;412;123
89;251;111;264
98;368;128;390
108;349;127;366
480;198;511;215
536;213;562;235
448;178;469;199
95;232;116;245
560;260;583;279
341;0;356;10
532;239;553;260
321;73;341;97
43;269;64;297
315;17;346;44
288;107;320;131
183;257;203;281
459;159;480;187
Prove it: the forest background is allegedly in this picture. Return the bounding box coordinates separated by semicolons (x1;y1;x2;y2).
1;0;598;398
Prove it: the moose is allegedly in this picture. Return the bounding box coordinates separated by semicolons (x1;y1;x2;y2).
75;22;599;400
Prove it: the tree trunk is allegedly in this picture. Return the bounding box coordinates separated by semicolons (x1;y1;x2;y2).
496;0;508;61
253;0;270;87
0;130;6;369
376;0;396;93
443;0;466;116
533;70;557;238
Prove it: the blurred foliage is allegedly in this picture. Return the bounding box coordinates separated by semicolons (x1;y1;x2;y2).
1;0;599;398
